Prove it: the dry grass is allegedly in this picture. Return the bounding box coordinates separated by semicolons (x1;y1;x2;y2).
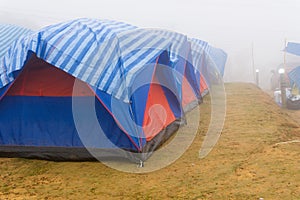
0;83;299;199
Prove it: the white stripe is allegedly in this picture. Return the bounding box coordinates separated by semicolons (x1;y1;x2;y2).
90;38;119;86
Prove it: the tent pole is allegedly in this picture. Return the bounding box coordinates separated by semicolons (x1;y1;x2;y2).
284;38;287;73
281;39;287;108
251;42;256;84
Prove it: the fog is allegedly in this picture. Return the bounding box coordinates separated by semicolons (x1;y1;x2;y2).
1;0;300;90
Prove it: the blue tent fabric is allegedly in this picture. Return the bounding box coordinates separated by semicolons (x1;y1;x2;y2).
284;42;300;89
288;66;300;89
152;29;188;64
189;38;227;85
151;30;190;107
208;46;227;76
0;18;172;102
0;24;33;60
285;42;300;56
189;38;210;73
0;95;139;150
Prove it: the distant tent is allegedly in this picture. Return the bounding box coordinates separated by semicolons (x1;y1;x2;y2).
285;42;300;56
189;38;227;93
282;42;300;109
288;66;300;89
0;18;227;162
284;42;300;88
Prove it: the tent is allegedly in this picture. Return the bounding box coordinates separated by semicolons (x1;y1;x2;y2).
280;42;300;109
0;18;227;162
285;42;300;56
286;42;300;87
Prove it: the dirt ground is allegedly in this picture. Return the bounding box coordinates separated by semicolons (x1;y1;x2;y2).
0;83;299;199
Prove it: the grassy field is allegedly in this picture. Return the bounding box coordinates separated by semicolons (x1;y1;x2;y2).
0;83;299;199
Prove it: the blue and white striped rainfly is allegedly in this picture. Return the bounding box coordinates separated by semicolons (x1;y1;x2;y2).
151;29;189;64
285;42;300;56
288;66;300;89
0;18;172;102
189;38;210;73
189;38;227;76
208;46;227;76
0;24;33;59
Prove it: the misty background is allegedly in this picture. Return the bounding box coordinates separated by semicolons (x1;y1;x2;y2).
1;0;300;90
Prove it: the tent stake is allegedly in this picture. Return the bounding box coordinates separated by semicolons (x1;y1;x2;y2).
137;160;144;168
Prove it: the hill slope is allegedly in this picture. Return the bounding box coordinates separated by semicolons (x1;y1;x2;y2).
0;83;299;199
